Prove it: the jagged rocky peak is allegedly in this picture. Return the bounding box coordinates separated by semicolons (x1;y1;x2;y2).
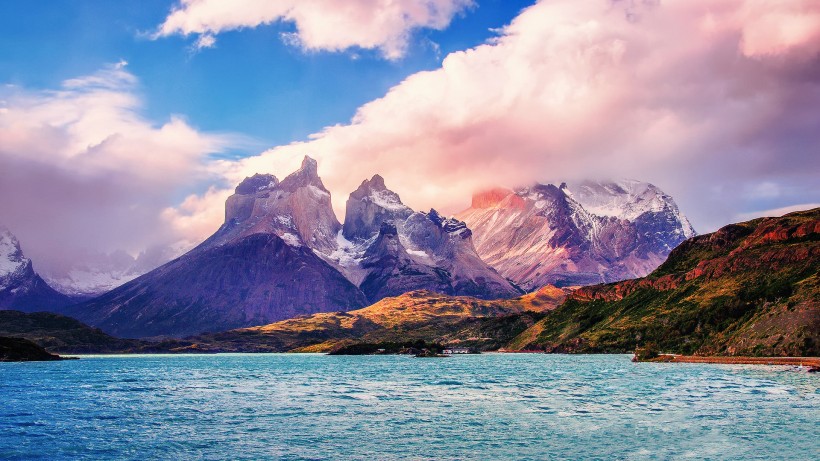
215;155;340;254
0;226;29;280
0;227;73;312
426;209;471;239
234;173;279;195
343;174;412;241
225;174;279;224
279;155;327;192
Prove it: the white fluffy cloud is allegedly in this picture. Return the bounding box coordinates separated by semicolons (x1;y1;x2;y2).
156;0;474;58
212;0;820;234
0;63;237;274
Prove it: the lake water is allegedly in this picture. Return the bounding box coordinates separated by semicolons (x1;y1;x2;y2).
1;354;818;460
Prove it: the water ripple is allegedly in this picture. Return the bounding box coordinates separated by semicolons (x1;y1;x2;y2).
0;353;818;460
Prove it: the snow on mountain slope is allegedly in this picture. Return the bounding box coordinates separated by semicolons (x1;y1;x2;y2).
0;227;28;286
565;180;695;238
0;227;74;312
457;181;696;290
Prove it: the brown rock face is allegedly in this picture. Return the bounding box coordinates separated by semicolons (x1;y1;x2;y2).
212;156;341;254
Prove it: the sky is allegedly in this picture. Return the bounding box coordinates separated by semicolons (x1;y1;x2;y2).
0;0;819;277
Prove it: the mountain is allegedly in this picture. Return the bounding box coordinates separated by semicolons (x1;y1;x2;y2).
66;157;368;338
457;180;695;290
323;174;521;302
68;158;522;338
167;288;567;353
507;208;819;356
0;227;74;312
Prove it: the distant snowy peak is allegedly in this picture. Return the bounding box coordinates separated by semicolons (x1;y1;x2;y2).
458;179;697;289
563;180;696;238
0;227;29;281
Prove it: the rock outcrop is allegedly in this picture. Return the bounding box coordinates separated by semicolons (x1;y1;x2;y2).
0;336;65;362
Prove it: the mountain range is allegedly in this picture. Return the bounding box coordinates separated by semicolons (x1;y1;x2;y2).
2;209;815;358
166;207;820;356
1;157;696;339
61;157;522;337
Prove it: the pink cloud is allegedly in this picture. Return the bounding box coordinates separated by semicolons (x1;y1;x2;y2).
0;63;238;276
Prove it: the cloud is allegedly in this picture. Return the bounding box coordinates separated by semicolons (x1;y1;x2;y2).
156;0;474;59
207;0;820;235
0;63;239;276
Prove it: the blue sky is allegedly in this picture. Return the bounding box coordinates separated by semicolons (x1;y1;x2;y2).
0;0;532;151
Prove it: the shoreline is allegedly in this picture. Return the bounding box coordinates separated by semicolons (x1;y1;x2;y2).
646;355;820;368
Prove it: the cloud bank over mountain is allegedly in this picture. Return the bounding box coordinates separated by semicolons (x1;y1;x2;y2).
225;0;820;232
0;62;239;274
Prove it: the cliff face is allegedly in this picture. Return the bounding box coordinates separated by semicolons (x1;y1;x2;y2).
510;208;820;356
458;180;695;289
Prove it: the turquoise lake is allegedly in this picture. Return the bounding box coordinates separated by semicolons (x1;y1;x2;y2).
1;354;818;460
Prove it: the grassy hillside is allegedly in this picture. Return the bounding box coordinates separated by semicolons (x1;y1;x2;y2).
509;208;819;356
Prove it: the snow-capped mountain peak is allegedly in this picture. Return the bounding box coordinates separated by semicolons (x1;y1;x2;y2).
0;226;28;281
564;180;696;238
457;179;697;289
0;226;73;311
